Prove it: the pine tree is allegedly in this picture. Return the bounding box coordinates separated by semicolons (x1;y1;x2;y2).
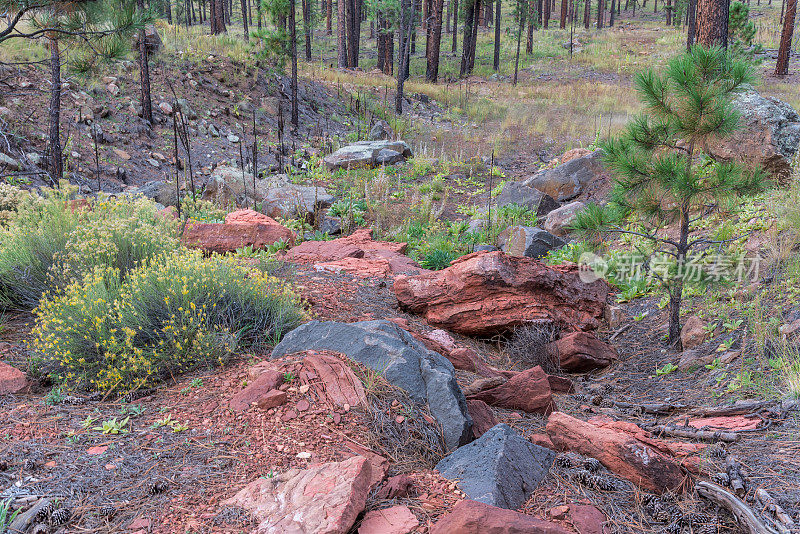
572;46;766;346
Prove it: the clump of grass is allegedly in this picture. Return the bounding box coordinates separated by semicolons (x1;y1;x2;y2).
504;322;560;373
31;250;304;392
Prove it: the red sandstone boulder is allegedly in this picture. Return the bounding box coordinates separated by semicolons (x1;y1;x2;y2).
182;210;294;254
546;412;688;493
466;399;499;438
358;505;418;534
394;251;609;336
224;456;372;534
0;362;27;395
286;228;427;277
548;332;618;372
430;500;571;534
468;366;555;414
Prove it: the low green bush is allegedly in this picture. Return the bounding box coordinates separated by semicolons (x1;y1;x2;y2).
31;250;304;392
0;185;179;311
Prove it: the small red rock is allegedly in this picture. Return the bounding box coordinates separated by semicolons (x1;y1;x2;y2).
0;362;27;395
256;390;287;410
358;505;418;534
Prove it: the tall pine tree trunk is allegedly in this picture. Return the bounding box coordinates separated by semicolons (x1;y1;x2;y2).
460;0;476;75
776;0;796;74
451;0;459;51
468;0;480;70
426;0;445;81
326;0;332;34
290;0;299;130
560;0;567;26
397;0;415;113
241;0;249;39
695;0;727;47
543;0;550;27
686;0;697;48
493;0;501;70
514;0;525;84
609;0;615;24
48;36;62;183
302;0;311;59
137;0;153;124
584;0;590;27
337;0;347;66
596;0;603;27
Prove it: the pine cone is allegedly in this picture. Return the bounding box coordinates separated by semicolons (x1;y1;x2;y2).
62;395;87;405
573;393;590;402
555;456;573;469
589;474;615;491
642;494;660;507
600;399;615;408
573;469;592;485
602;383;615;394
710;471;729;485
707;445;726;458
0;459;7;471
149;480;169;495
591;395;604;406
695;521;719;534
584;458;602;472
23;458;36;471
31;524;48;534
661;522;682;534
36;502;54;521
50;507;71;526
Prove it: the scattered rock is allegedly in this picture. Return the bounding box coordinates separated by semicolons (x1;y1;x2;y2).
494;182;560;217
544;201;585;236
677;349;715;370
497;226;565;260
468;366;555;414
297;351;367;408
394;251;609;336
319;215;342;235
158;101;173;115
358;505;418;534
0;362;28;395
181;213;294;254
466;399;499;439
0;153;22;171
436;424;555;510
545;412;687;493
229;369;285;411
559;147;592;164
375;148;404;165
524;149;606;201
604;305;625;328
287;228;427;277
430;499;571;534
368;120;394;141
255;389;288;410
376;474;415;500
223;456;371;534
548;332;618;372
174;98;198;120
680;315;707;350
704;88;800;181
324;140;413;171
272;320;473;451
567;504;609;534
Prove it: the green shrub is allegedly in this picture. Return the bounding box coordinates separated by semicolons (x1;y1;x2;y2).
31;250;304;392
0;186;179;311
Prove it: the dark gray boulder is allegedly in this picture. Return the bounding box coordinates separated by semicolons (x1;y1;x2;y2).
497;226;565;260
271;320;473;451
523;150;605;202
495;182;559;217
435;423;555;509
375;148;404;166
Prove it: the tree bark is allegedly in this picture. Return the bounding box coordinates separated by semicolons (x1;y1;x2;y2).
609;0;615;24
560;0;567;26
584;0;591;27
543;0;550;27
240;0;249;39
514;0;526;84
290;0;299;130
337;0;347;66
776;0;796;74
460;0;476;75
687;0;697;48
302;0;311;59
695;0;728;47
397;0;415;113
426;0;445;81
48;36;62;183
468;0;480;71
451;0;459;52
493;0;501;70
596;0;603;27
137;0;153;125
166;0;173;23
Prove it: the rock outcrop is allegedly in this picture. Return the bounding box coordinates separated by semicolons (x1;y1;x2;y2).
224;456;372;534
468;366;555;414
394;251;609;336
548;332;618;372
497;226;565;260
524;150;606;201
181;210;294;253
435;424;555;510
271;320;473;451
324;140;413;171
704;89;800;181
546;412;688;493
430;500;571;534
494;182;560;217
544;201;585;236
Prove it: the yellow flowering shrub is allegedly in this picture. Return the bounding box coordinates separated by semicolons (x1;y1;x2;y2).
31;250;304;392
0;185;179;310
0;183;31;226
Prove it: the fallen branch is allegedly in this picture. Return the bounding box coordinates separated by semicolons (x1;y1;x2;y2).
8;497;51;533
689;400;774;418
610;400;691;415
645;423;739;442
696;482;779;534
756;488;795;533
726;455;747;498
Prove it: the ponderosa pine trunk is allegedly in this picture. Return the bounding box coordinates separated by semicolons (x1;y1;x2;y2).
426;0;445;81
493;0;501;70
337;0;347;66
289;0;299;130
686;0;697;48
397;0;414;113
560;0;567;26
596;0;603;27
775;0;796;74
584;0;590;27
468;0;480;71
240;0;249;39
48;36;62;183
302;0;311;59
451;0;459;52
460;0;477;75
695;0;727;47
543;0;550;27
